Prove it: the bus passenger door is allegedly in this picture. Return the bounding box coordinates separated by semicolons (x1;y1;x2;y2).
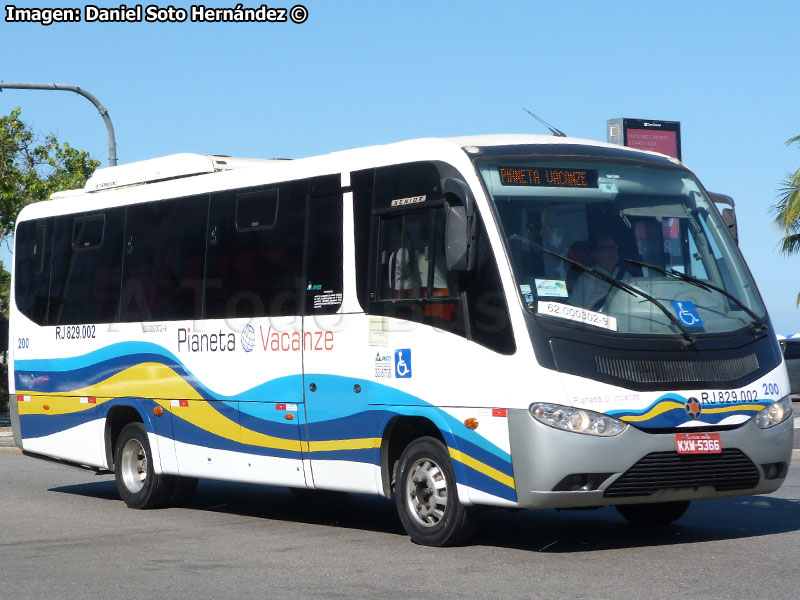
170;184;308;487
301;176;384;494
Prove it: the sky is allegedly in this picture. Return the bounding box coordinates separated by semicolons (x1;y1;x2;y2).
2;0;799;333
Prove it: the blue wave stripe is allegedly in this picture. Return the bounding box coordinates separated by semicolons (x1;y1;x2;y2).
16;342;177;372
304;409;391;440
607;392;770;429
310;448;379;464
237;405;306;438
459;462;517;502
16;344;515;500
20;410;99;439
171;412;303;460
443;431;515;479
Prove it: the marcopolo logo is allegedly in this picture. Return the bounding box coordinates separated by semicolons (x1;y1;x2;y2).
685;397;702;419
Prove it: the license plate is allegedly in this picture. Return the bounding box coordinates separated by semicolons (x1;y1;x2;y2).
675;432;722;455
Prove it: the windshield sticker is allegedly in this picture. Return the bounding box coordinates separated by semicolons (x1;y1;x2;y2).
599;181;618;194
535;279;568;297
539;301;617;331
671;300;704;329
519;284;532;294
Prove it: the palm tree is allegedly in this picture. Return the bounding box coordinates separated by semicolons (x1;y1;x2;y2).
772;135;800;305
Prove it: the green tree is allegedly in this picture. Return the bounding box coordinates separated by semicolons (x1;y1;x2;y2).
0;106;100;314
772;135;800;305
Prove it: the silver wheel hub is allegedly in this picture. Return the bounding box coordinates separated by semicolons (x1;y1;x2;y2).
120;438;147;493
405;458;448;527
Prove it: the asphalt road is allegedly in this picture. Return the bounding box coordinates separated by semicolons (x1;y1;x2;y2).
1;454;799;600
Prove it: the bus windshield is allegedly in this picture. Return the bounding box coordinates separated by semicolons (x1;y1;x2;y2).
478;159;766;336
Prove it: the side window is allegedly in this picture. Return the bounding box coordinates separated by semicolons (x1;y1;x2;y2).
121;196;208;322
784;341;800;360
304;176;343;315
371;162;463;334
351;168;374;311
48;209;125;324
378;211;454;301
205;181;306;318
14;219;52;325
466;215;516;355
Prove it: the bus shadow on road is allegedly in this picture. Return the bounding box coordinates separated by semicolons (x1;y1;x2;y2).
474;495;800;552
49;478;800;551
49;477;407;537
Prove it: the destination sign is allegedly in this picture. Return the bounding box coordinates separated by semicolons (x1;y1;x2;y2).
498;166;598;188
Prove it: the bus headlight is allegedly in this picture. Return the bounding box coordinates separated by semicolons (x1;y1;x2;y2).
529;403;628;437
755;395;793;429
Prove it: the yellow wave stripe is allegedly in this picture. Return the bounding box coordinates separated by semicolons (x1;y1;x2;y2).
17;362;204;407
17;365;493;472
154;398;304;453
80;363;205;400
620;401;684;423
449;448;515;490
620;400;765;423
306;438;382;452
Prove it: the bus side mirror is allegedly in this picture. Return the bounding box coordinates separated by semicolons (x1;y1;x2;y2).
446;206;470;271
443;178;476;272
708;192;738;244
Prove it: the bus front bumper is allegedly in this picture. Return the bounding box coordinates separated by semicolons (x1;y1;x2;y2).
507;408;794;510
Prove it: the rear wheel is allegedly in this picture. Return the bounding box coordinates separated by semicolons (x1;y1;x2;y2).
395;437;478;546
114;422;168;509
616;501;690;526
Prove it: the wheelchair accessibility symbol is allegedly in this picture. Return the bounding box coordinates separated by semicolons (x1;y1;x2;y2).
394;349;412;378
670;300;704;329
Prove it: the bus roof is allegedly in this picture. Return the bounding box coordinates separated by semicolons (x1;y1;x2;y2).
54;134;680;201
83;153;285;193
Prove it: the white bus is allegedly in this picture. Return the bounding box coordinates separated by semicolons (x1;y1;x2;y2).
9;135;793;546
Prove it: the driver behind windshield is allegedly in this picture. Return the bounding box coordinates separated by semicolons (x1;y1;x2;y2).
569;235;629;310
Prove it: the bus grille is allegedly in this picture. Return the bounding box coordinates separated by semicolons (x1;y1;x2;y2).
603;450;760;498
594;353;759;385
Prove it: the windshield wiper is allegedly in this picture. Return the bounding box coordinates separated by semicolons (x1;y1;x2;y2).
507;235;697;343
624;259;767;333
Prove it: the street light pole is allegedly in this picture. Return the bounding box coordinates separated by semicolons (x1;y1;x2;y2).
0;81;117;166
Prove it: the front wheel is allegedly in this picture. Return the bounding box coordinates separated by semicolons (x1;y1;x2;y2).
114;422;169;509
395;437;478;546
616;501;690;526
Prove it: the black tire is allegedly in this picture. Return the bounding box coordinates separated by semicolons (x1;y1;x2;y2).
616;501;690;526
165;476;198;507
395;437;478;546
114;422;169;509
